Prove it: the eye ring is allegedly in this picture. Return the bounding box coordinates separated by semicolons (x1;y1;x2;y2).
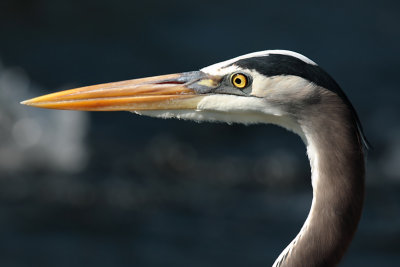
231;73;248;89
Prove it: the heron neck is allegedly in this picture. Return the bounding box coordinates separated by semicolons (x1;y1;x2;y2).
273;106;365;267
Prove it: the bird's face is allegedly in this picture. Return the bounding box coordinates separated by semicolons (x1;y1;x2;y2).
21;50;326;135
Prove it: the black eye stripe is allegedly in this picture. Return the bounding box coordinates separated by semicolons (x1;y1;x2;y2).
230;53;370;149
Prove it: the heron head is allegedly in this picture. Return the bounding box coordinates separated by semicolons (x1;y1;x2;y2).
21;50;367;146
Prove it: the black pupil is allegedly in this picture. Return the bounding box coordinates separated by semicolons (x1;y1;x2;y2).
235;77;242;84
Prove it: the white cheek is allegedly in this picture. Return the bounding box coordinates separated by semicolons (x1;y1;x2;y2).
251;75;312;98
134;95;304;139
197;94;282;116
134;95;284;124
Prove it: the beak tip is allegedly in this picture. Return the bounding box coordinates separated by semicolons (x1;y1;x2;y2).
20;99;35;106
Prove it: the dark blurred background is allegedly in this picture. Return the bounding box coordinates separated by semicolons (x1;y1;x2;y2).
0;0;399;266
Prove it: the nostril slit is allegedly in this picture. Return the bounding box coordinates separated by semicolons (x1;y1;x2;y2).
156;81;185;85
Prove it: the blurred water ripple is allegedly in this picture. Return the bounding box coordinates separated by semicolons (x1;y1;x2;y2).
0;61;89;173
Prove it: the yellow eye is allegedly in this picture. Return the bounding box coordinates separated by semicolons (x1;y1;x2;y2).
231;73;248;89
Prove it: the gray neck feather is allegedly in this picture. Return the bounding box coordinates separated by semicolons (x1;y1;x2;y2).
273;90;365;267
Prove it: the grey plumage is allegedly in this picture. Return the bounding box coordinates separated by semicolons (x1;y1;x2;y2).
273;87;365;267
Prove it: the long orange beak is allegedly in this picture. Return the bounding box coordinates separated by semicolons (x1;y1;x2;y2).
21;72;219;111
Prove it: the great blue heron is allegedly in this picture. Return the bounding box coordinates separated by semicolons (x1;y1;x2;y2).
21;50;368;267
